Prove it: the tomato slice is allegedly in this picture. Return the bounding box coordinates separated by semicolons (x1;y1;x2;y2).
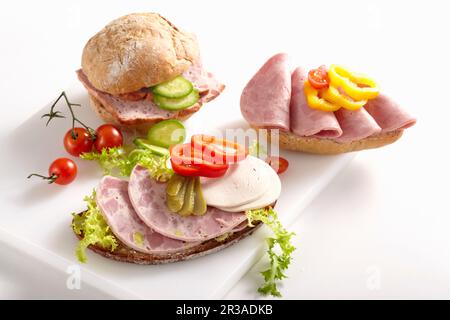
308;65;330;89
170;159;229;178
170;143;229;177
266;156;289;175
191;135;247;164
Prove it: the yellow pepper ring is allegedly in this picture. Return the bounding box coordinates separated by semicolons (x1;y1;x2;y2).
321;85;367;111
304;81;340;112
328;65;379;101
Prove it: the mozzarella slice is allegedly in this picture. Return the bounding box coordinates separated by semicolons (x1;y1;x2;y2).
200;156;271;208
216;163;281;212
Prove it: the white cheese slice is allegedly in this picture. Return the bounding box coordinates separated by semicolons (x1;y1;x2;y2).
200;156;271;208
215;163;281;212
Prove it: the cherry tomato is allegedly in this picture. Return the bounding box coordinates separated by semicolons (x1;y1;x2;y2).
308;65;330;89
48;158;77;185
63;127;94;157
266;156;289;175
94;124;123;152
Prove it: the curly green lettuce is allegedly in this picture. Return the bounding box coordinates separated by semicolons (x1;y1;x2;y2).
246;207;296;297
80;147;173;181
71;190;118;263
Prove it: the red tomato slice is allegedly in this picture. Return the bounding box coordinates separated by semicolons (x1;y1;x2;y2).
308;65;330;89
170;143;229;178
191;135;247;164
266;156;289;175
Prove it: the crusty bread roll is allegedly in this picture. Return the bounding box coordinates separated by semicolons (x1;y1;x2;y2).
270;129;404;155
81;13;200;95
73;212;261;265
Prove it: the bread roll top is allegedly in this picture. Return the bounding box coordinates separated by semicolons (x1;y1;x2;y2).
81;13;200;95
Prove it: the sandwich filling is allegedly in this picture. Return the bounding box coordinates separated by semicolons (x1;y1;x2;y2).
77;65;224;125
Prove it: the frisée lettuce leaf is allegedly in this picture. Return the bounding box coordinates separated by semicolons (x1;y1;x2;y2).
246;207;296;297
71;190;118;263
80;147;173;181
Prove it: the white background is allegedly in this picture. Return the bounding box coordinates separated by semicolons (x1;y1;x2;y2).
0;0;449;299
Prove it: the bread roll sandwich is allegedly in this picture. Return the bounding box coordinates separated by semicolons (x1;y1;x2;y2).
77;13;224;131
240;53;416;154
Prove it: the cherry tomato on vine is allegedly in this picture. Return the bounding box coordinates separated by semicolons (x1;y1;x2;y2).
94;124;123;152
28;158;77;185
63;127;94;156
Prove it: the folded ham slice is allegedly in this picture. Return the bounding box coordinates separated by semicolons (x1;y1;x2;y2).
77;65;224;125
128;165;248;242
364;93;416;133
290;67;342;138
334;108;382;143
96;176;199;255
240;53;291;131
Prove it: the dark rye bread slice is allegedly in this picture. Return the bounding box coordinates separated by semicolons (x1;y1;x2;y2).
72;212;261;265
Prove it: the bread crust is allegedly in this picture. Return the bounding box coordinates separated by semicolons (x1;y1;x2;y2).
271;129;403;154
81;13;200;95
72;213;261;265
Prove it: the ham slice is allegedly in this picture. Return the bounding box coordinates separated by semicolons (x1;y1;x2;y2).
128;165;248;242
96;176;199;255
290;67;342;138
364;93;417;133
77;65;224;125
334;108;382;143
240;53;291;131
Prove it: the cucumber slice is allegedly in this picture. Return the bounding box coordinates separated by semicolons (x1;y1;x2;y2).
152;76;193;98
133;138;169;156
147;119;186;148
153;89;199;111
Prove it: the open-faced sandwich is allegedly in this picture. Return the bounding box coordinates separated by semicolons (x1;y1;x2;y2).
241;53;416;154
71;122;294;296
77;13;224;131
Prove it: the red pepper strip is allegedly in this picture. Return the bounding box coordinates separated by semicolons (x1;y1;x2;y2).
191;135;248;164
170;143;229;178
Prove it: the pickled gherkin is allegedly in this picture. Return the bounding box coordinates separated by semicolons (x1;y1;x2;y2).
193;177;207;215
165;174;207;216
166;174;186;196
178;177;195;216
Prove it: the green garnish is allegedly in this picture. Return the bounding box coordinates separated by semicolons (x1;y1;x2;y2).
80;146;173;181
71;190;118;263
246;207;296;297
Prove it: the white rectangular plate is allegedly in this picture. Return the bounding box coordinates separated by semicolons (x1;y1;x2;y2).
0;82;354;299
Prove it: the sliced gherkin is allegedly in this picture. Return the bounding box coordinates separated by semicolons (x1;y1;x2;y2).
166;174;186;197
166;177;187;213
167;194;183;212
178;178;195;216
193;177;207;216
